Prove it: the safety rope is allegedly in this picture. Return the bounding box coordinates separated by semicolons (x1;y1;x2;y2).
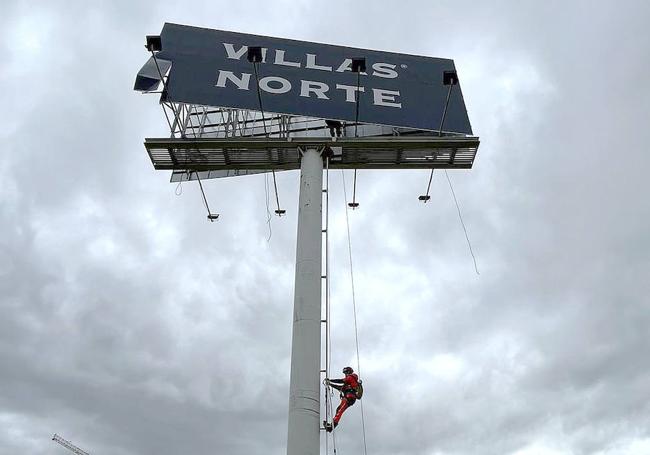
341;170;368;455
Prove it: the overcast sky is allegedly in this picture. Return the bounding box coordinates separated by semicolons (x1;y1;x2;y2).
2;1;650;454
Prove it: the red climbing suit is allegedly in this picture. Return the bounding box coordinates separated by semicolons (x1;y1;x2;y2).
330;373;359;426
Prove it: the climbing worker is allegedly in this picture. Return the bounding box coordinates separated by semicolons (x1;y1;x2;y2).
324;366;362;432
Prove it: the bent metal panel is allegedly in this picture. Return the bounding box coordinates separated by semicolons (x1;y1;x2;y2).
136;22;473;134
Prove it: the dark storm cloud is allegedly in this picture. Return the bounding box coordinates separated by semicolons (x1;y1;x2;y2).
2;1;649;454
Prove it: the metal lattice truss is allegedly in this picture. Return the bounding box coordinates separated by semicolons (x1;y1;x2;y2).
158;101;446;139
52;434;90;455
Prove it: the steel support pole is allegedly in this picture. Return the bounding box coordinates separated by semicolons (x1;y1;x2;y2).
287;147;323;455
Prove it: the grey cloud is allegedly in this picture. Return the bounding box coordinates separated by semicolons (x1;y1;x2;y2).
2;1;650;454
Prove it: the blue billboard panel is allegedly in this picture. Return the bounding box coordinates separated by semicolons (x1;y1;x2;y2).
135;23;473;134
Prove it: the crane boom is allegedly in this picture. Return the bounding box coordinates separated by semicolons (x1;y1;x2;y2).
52;434;91;455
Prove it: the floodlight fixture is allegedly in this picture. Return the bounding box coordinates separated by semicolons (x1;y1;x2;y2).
247;46;264;63
443;70;458;85
145;35;162;52
351;58;366;73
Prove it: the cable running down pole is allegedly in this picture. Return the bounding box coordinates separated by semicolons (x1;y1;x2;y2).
341;170;368;455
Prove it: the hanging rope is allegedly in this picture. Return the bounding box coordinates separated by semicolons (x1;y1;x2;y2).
341;170;368;455
444;170;480;275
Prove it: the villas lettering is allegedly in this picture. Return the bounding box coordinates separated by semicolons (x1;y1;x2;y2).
215;43;402;109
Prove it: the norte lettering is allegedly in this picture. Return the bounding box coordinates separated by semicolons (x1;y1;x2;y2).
215;70;402;108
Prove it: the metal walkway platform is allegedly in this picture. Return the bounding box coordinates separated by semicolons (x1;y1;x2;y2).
144;136;480;171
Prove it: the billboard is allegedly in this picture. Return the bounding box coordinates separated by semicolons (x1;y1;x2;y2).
135;23;473;134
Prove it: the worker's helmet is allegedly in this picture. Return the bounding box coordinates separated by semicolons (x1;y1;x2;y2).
343;366;354;375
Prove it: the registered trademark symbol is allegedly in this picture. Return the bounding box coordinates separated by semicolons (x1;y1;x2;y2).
401;64;408;69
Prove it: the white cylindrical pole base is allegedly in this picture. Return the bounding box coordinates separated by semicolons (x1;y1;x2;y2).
286;147;323;455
